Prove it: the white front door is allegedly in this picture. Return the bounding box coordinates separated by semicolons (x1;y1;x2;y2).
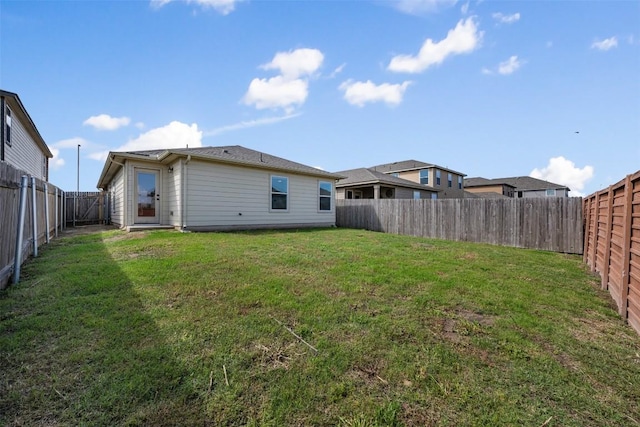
135;169;160;224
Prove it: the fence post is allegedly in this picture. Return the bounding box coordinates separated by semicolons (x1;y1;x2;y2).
31;176;38;257
13;176;29;285
55;187;59;238
62;191;66;230
583;196;591;265
44;183;50;244
589;192;600;272
600;186;614;290
620;175;633;319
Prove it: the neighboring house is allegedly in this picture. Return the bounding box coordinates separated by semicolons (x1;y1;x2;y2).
97;145;344;231
1;90;53;181
335;168;439;200
463;190;510;199
464;178;516;198
465;176;570;198
370;160;466;199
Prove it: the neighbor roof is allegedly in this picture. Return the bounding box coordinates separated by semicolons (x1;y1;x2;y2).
464;191;510;199
0;90;53;158
97;145;344;189
370;159;465;176
335;167;439;192
465;176;569;191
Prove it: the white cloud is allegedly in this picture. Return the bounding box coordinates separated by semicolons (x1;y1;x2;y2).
329;63;346;78
260;48;324;79
530;156;594;197
498;55;522;75
392;0;458;15
339;80;412;107
89;121;202;162
135;122;145;129
482;55;523;75
150;0;239;15
53;137;90;149
49;147;65;171
243;48;324;112
460;1;469;14
83;114;131;131
388;17;483;73
591;36;618;51
243;76;309;112
204;113;301;137
492;12;520;24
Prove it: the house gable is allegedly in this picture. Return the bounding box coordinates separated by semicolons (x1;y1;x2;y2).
1;90;53;181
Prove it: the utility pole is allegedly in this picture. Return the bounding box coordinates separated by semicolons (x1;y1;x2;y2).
75;144;80;227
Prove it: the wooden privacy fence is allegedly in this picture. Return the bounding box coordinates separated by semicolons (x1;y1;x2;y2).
0;161;65;289
583;170;640;335
64;191;108;226
336;197;584;254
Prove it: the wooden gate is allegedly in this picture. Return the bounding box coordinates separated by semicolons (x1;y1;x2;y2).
65;191;109;226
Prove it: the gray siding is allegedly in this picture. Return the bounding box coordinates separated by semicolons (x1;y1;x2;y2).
519;188;569;198
164;159;182;227
184;160;335;229
4;111;47;180
110;167;125;227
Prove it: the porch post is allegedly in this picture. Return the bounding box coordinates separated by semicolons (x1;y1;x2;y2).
374;184;380;199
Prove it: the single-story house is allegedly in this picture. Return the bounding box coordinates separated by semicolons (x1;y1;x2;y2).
335;167;439;200
1;89;53;180
370;160;466;199
465;176;570;198
96;145;344;231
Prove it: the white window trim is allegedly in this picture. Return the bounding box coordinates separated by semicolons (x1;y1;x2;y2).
546;189;556;196
270;175;289;212
318;180;333;212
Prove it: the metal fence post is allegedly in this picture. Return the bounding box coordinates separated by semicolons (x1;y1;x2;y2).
44;183;50;244
31;176;38;257
55;187;59;238
13;176;29;285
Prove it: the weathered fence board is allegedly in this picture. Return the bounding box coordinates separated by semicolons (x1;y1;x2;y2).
336;197;584;254
583;170;640;336
64;192;107;226
0;161;64;289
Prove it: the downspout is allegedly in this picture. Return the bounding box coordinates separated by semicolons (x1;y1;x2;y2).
107;155;127;228
181;155;191;231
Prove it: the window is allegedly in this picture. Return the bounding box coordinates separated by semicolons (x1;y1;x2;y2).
447;173;452;188
431;193;438;200
517;191;523;198
436;170;441;186
347;190;362;199
391;172;399;177
413;190;421;199
5;107;11;147
419;169;429;185
319;181;332;211
271;176;288;210
458;176;462;189
546;189;556;196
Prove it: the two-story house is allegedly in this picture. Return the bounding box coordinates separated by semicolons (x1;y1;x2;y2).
1;90;52;181
465;176;570;198
370;160;466;199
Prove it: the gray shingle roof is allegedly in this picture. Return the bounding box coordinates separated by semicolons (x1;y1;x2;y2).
464;191;510;199
370;159;465;176
335;167;438;192
98;145;343;189
465;176;569;191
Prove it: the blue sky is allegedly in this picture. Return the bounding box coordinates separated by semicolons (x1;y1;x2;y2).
1;0;638;195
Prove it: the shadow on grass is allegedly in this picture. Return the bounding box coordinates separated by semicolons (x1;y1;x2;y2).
0;231;204;425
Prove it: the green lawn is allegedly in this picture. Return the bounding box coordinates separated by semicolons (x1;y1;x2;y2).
1;228;639;426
